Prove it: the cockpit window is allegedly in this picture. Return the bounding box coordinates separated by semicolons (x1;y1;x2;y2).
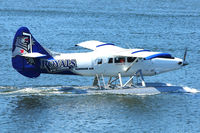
115;57;125;63
127;57;137;62
155;56;175;59
108;58;113;63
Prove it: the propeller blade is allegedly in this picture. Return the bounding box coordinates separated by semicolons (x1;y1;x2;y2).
183;47;188;61
183;47;189;66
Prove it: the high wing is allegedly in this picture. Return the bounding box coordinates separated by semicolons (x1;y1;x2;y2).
75;40;172;60
115;49;172;60
75;40;123;51
75;40;104;50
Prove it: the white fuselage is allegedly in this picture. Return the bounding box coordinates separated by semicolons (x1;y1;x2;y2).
45;49;183;77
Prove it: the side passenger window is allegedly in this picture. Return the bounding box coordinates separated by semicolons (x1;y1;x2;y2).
127;57;136;62
115;57;125;63
97;59;102;64
108;58;113;63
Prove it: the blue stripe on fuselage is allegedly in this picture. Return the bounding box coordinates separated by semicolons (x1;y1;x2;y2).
145;53;172;60
131;49;150;54
96;43;115;48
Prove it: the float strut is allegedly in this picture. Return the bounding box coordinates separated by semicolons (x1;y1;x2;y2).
118;73;123;88
123;76;134;87
139;70;146;87
101;74;106;88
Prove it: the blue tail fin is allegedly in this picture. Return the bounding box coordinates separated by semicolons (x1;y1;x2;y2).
12;27;52;78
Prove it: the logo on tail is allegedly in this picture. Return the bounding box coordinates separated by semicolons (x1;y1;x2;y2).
14;32;33;56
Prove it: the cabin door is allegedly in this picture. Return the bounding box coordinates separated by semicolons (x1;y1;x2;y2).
93;58;106;75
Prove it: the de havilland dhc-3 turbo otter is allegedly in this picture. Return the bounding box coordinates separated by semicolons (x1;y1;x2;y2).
12;27;188;89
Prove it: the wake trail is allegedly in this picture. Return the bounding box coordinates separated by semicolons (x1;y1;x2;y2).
181;86;200;93
0;83;199;96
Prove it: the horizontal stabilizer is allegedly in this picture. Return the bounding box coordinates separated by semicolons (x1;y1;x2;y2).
21;52;46;58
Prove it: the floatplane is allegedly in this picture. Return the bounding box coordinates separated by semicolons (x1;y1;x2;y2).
12;27;188;89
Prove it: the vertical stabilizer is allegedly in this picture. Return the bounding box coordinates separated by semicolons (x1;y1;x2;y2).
12;27;51;78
